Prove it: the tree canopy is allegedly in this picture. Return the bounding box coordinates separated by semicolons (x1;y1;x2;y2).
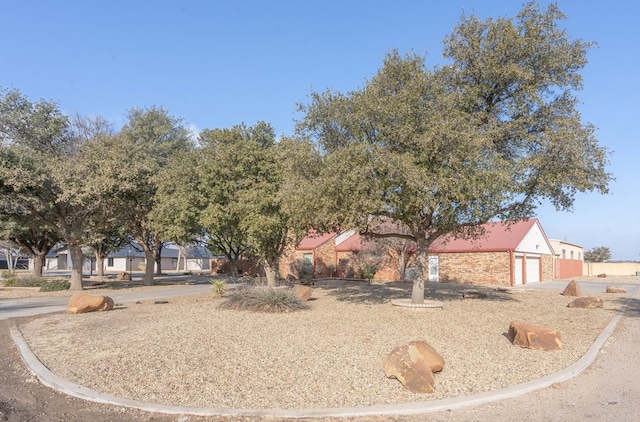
584;246;611;263
297;2;611;303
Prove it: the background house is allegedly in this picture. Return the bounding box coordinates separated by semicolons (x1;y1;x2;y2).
104;244;211;273
548;239;584;279
45;243;211;274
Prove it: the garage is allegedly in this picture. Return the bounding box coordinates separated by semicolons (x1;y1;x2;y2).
514;255;541;285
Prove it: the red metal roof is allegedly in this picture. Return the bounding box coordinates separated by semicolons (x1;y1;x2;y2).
429;219;540;253
300;219;545;254
334;232;366;252
296;232;337;250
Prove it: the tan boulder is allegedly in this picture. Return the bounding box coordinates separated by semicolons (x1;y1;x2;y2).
567;297;604;308
292;284;313;301
116;271;131;281
383;340;445;393
67;294;114;314
508;321;562;351
562;280;582;297
606;286;626;294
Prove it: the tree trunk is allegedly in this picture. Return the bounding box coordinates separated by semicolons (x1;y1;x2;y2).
155;243;163;275
264;261;278;287
398;250;407;282
32;253;45;279
95;250;105;277
68;241;84;291
411;240;429;304
143;249;155;285
177;247;183;271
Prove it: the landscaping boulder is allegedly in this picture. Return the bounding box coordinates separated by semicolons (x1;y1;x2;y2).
383;340;445;393
562;280;582;297
508;321;562;351
116;271;131;281
567;297;604;308
606;286;626;294
67;294;114;314
292;284;313;301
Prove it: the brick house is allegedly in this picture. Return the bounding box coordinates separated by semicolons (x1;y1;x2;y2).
548;239;583;279
278;232;338;279
428;219;554;286
279;219;556;286
334;231;414;281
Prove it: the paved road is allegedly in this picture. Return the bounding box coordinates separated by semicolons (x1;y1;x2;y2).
515;279;640;295
0;283;214;320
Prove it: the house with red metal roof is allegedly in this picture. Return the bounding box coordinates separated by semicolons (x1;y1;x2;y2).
279;218;558;286
278;231;338;279
427;218;555;285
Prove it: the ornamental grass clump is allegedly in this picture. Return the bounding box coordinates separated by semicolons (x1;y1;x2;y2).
219;286;309;313
210;279;227;297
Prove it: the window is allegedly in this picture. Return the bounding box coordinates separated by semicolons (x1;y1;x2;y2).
570;251;574;259
562;249;566;259
302;253;313;275
578;252;581;260
107;257;114;267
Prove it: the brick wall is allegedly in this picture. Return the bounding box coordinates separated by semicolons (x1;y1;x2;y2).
314;240;336;278
555;258;582;279
437;251;512;286
210;257;259;276
278;250;307;280
541;255;555;280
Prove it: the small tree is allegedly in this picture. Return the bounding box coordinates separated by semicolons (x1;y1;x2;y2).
584;246;611;262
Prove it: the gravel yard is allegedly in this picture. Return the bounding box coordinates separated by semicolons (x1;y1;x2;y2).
13;279;628;411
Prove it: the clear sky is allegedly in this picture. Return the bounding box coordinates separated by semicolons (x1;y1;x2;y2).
1;1;638;260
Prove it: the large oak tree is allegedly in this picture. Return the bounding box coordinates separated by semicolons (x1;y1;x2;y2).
297;3;611;303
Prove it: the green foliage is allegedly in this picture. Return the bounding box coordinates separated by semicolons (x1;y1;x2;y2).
39;279;71;292
584;246;611;263
219;286;310;313
358;263;377;282
210;279;227;297
296;3;611;303
197;122;312;286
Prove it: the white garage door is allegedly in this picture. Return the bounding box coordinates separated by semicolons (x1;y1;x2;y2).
515;257;523;285
526;257;540;283
514;256;540;285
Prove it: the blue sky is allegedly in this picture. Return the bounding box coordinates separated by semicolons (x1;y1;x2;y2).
1;1;638;260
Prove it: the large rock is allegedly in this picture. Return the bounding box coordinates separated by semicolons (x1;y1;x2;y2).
562;280;582;297
508;321;562;351
383;340;445;393
67;294;114;314
567;297;604;308
292;284;313;301
116;271;131;281
606;286;626;294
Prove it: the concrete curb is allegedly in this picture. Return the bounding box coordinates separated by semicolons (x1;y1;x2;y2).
8;301;628;418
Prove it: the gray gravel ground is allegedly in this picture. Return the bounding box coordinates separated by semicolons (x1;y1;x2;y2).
16;279;626;411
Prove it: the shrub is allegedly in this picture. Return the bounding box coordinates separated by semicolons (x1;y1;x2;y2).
39;279;71;292
219;286;310;313
2;275;42;288
358;263;377;283
211;279;227;297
